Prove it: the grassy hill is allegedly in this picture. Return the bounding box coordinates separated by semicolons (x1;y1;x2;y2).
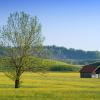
0;57;81;72
38;58;81;72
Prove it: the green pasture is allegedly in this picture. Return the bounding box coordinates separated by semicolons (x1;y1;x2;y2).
0;72;100;100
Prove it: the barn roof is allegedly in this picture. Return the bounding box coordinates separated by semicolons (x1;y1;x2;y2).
80;62;100;73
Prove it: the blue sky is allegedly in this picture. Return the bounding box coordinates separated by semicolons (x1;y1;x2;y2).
0;0;100;51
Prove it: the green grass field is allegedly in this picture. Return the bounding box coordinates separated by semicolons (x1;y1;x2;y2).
0;72;100;100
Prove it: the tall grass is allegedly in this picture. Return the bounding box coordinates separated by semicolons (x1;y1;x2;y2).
0;72;100;100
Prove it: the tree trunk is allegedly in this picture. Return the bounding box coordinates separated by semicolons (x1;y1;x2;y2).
15;79;20;88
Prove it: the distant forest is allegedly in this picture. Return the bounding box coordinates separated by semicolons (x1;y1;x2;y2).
35;45;100;65
0;45;100;65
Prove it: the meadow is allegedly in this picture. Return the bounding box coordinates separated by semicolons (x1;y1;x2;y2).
0;72;100;100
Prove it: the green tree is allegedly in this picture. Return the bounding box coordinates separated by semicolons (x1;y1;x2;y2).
0;12;44;88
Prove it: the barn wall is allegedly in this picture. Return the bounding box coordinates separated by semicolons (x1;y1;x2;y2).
98;74;100;78
80;73;91;78
92;74;99;78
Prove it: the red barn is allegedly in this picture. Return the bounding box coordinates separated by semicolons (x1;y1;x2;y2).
80;62;100;78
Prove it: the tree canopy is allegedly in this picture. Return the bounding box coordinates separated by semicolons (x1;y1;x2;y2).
0;12;45;88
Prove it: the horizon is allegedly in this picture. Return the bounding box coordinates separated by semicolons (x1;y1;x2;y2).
43;45;100;52
0;0;100;51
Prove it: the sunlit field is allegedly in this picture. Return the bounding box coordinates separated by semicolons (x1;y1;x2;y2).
0;72;100;100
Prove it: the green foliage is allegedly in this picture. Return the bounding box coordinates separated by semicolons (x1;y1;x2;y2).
49;65;79;72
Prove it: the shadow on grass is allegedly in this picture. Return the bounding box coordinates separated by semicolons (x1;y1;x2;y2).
0;84;41;88
0;84;14;88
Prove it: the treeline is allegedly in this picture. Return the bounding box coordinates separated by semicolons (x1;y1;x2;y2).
0;45;100;65
41;46;100;59
34;45;100;65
